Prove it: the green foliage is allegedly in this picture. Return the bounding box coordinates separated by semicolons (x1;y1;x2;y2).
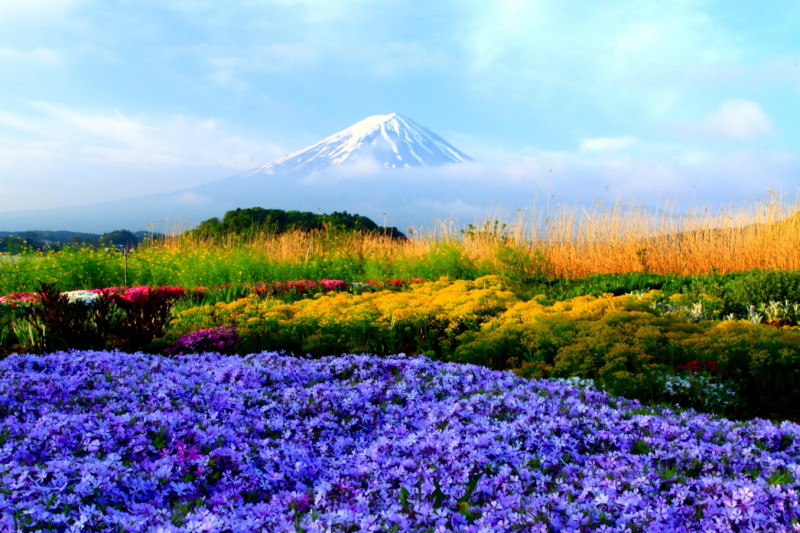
720;269;800;315
455;318;576;373
189;207;405;240
539;271;729;301
679;321;800;418
403;242;479;281
483;243;550;285
99;229;139;248
452;291;800;418
0;247;126;294
0;235;28;254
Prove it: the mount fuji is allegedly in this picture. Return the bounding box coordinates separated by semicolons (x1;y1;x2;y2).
253;113;471;176
0;114;488;233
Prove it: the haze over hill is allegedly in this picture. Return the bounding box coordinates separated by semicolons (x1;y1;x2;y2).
0;111;789;235
0;114;506;233
3;3;799;237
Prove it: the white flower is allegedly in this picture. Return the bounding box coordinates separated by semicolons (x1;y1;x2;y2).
63;290;101;306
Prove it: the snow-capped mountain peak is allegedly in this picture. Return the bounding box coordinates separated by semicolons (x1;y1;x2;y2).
256;113;471;176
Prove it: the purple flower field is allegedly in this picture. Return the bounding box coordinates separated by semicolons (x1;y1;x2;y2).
1;351;799;532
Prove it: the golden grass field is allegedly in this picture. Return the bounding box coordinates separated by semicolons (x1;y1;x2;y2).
3;199;799;295
158;199;800;279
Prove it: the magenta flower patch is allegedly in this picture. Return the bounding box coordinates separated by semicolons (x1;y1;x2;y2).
165;326;239;355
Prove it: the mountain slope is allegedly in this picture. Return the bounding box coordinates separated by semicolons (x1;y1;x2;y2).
0;114;478;233
255;113;471;176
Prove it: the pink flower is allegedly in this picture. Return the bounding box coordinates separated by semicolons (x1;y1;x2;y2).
319;279;348;291
0;292;40;305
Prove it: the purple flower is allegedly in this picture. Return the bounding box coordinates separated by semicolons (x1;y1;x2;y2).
165;327;239;356
0;350;797;531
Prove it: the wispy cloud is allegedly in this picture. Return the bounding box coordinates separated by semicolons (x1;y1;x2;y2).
457;1;742;124
0;102;290;210
667;99;776;143
21;101;287;167
0;0;84;20
0;46;61;64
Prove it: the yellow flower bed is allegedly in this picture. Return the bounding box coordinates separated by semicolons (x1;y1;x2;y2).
170;275;519;356
168;281;800;417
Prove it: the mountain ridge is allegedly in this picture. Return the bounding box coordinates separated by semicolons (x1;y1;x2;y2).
0;113;477;233
253;113;471;176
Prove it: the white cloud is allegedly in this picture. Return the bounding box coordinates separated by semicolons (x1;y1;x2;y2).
580;136;637;152
0;102;291;210
19;102;288;168
30;102;150;148
667;99;776;143
700;99;775;140
0;109;50;136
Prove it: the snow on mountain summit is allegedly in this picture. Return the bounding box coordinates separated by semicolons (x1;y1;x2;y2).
256;113;471;176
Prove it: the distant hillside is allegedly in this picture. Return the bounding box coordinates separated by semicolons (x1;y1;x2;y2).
0;230;99;243
0;230;163;253
187;208;406;240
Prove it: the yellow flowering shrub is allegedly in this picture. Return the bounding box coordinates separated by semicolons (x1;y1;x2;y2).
288;275;518;355
169;276;519;357
454;295;800;418
481;291;661;330
172;295;296;331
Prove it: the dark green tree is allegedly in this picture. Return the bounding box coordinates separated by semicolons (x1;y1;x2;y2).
99;229;139;248
189;207;406;240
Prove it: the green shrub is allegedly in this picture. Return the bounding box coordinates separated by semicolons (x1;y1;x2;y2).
453;290;800;418
721;269;800;315
455;315;577;372
678;321;800;418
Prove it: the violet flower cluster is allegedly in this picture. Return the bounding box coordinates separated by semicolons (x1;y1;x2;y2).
0;351;798;532
164;326;239;356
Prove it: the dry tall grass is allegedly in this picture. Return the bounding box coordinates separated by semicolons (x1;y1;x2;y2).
533;200;800;277
154;200;800;280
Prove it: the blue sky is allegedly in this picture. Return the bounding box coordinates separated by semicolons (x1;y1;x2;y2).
1;0;800;222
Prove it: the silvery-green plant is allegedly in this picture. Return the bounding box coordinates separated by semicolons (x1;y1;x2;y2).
747;305;764;324
552;376;596;389
63;290;102;306
650;300;709;323
759;300;800;325
659;373;737;414
686;302;709;323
